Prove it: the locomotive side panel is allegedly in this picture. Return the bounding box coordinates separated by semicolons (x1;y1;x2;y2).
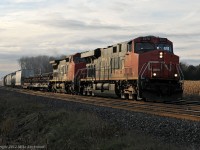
50;58;70;82
50;57;72;92
92;42;139;81
124;51;139;80
59;59;68;81
79;41;140;98
50;53;87;93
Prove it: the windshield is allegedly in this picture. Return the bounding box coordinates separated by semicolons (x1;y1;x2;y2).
135;42;155;52
156;43;172;52
135;42;173;53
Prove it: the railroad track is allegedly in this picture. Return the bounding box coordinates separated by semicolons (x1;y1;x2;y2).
1;87;200;121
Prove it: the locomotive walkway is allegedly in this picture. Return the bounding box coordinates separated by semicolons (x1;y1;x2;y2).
2;87;200;122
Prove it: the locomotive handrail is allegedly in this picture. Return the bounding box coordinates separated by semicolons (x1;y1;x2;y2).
139;61;182;80
139;61;164;78
176;64;184;81
74;68;87;82
139;62;148;79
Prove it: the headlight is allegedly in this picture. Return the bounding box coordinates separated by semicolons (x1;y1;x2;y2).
174;74;178;77
153;73;157;77
159;52;163;58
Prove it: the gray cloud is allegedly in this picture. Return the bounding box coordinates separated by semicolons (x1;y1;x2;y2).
0;28;6;32
0;53;21;60
181;59;200;66
167;33;200;38
36;19;125;30
69;38;108;46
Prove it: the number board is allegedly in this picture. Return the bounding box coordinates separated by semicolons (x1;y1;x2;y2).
142;37;151;41
159;38;167;42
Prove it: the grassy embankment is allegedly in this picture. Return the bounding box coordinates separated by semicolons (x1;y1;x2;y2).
0;89;190;150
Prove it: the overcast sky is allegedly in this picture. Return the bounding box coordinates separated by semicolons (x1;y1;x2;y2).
0;0;200;78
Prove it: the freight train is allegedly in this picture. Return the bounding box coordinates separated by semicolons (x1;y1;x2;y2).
3;36;184;101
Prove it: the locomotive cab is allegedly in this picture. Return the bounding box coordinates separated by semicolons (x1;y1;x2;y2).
133;36;184;101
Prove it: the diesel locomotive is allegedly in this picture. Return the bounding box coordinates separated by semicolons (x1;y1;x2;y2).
3;36;184;101
48;36;184;101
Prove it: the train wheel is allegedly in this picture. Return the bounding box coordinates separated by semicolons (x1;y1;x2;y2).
129;94;137;100
121;93;125;99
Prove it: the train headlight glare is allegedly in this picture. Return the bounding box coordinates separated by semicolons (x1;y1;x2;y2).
159;52;163;58
153;73;157;77
174;74;178;77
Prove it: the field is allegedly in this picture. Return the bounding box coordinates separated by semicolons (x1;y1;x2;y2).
0;88;195;150
184;81;200;97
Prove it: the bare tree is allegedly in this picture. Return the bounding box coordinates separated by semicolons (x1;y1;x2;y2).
180;62;200;80
18;55;55;75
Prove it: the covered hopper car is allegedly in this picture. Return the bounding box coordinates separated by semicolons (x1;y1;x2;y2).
3;69;34;87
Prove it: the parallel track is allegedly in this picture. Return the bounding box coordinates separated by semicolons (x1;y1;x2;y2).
1;87;200;122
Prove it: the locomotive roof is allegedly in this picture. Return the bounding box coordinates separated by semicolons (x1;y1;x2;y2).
51;35;171;63
134;35;171;42
50;53;81;64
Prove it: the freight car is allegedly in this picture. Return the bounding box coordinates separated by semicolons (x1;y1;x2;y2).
3;69;34;87
4;73;15;87
23;72;53;90
16;70;34;87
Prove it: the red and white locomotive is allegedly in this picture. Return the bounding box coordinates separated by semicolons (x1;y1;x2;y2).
49;36;183;101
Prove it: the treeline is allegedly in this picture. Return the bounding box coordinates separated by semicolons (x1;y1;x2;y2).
18;55;56;75
180;63;200;80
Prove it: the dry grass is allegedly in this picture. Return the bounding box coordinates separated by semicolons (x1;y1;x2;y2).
184;80;200;96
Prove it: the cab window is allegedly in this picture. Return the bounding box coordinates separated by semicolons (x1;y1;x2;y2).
135;42;155;52
156;44;173;53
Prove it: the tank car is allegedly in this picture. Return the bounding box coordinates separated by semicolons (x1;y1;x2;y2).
49;53;86;93
76;36;183;101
